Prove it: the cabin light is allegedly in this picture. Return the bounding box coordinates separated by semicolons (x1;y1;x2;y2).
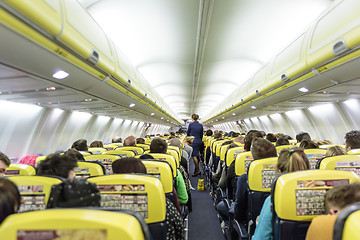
167;119;169;121
298;87;309;93
161;117;164;119
222;117;225;119
46;87;56;91
232;113;236;116
48;102;52;105
216;119;218;121
251;106;256;109
323;91;329;94
52;70;69;79
151;113;154;116
129;103;135;108
84;99;92;102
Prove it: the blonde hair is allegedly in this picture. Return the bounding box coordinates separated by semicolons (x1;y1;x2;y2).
325;145;347;157
277;147;310;173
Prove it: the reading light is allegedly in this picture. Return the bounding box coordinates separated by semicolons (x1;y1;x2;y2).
222;117;225;119
129;103;135;108
84;99;92;102
151;113;154;116
298;87;309;93
251;106;256;109
161;117;164;119
232;113;236;116
48;102;52;105
46;87;56;91
52;70;69;79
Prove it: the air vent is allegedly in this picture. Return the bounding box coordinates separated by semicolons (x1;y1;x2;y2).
125;79;131;87
281;73;289;83
256;90;260;96
88;49;99;64
333;39;349;56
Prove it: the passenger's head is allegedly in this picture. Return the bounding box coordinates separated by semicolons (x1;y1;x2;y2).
37;150;78;179
112;157;147;174
299;139;319;149
136;138;145;144
89;141;104;148
71;139;88;151
112;137;122;143
150;137;168;154
123;136;136;146
345;130;360;150
168;138;182;149
191;114;199;121
266;133;277;143
0;152;11;177
0;178;21;224
316;140;331;146
244;130;263;151
325;145;347;157
213;132;222;139
324;183;360;215
296;132;311;143
276;137;290;146
206;130;213;136
251;138;277;160
277;148;310;173
234;136;244;144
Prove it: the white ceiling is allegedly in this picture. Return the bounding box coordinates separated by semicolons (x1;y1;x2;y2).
79;0;335;120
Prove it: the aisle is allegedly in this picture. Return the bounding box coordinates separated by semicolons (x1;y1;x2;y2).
188;158;224;240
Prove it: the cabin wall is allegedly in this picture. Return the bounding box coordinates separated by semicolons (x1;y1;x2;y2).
214;99;360;145
0;100;170;161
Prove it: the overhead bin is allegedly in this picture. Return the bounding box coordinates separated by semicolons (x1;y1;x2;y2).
59;0;115;75
248;62;272;98
2;0;62;36
270;31;309;86
307;0;360;69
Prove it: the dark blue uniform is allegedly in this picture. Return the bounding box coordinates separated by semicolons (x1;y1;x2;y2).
187;121;203;157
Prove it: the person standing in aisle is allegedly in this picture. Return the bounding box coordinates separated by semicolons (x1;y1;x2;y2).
187;114;203;177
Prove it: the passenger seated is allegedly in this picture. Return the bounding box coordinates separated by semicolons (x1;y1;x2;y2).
296;131;311;143
325;145;346;157
234;138;277;224
266;133;277;143
37;150;78;179
300;139;319;149
112;157;185;240
275;137;290;146
71;139;88;152
123;135;136;146
112;136;122;143
316;140;331;146
150;138;188;205
0;178;21;224
344;130;360;150
305;183;360;240
0;152;11;177
89;140;104;148
136;137;146;144
252;148;310;240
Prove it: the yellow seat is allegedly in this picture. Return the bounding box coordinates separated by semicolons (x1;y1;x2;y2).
146;153;177;177
225;146;244;167
289;140;297;145
6;164;36;176
88;174;166;225
319;144;346;150
276;145;294;153
167;148;180;168
103;144;119;151
319;155;360;176
84;154;120;174
88;147;107;155
75;161;105;179
235;151;253;176
347;148;360;155
304;149;327;169
214;140;227;157
105;149;136;157
145;139;152;145
35;155;47;166
0;209;149;240
137;144;150;151
117;146;145;155
140;159;174;194
168;145;182;159
248;157;278;192
272;170;359;239
6;175;62;212
334;202;360;240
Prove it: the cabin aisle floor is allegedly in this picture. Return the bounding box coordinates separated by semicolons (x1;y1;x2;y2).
188;157;224;240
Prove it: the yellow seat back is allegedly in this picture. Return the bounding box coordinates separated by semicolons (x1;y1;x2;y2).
225;146;244;167
347;148;360;155
168;145;181;158
275;145;294;153
117;146;145;155
84;154;120;174
274;170;359;221
167;148;180;168
105;149;136;157
137;144;150;151
6;164;36;176
88;174;166;224
319;155;360;176
220;145;229;162
35;155;47;166
75;161;105;179
145;138;152;145
146;153;177;177
88;147;107;155
6;175;62;211
289;140;297;145
235;151;253;176
248;157;278;192
334;203;360;240
103;144;119;151
0;209;147;240
214;140;227;157
141;159;174;194
304;149;327;169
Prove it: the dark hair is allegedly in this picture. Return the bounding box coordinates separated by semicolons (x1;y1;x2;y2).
251;138;277;160
112;137;122;143
345;130;360;149
0;152;11;166
296;132;311;143
89;141;104;148
299;139;319;149
277;148;310;173
37;150;78;178
136;138;146;144
71;139;88;151
266;133;277;143
276;137;290;146
112;157;147;174
206;130;213;136
325;183;360;213
244;131;263;151
150;137;168;154
67;149;85;162
123;136;136;147
0;178;21;224
139;154;154;160
191;114;199;121
213;132;222;139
